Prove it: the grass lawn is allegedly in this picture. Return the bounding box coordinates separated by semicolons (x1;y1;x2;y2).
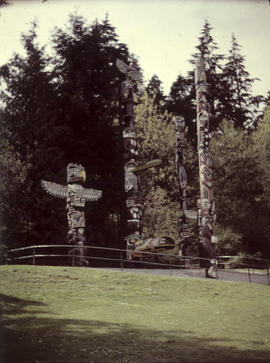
0;265;270;363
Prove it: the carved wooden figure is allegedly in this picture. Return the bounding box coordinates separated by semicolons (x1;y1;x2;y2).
116;59;143;251
41;163;102;266
195;57;217;278
173;116;192;255
116;59;161;254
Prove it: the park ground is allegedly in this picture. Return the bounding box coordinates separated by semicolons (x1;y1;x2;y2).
0;265;270;362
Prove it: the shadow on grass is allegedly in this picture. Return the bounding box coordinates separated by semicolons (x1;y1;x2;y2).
1;293;269;363
0;293;46;315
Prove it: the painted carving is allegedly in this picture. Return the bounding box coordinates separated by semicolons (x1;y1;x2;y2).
195;57;217;278
116;59;162;254
41;163;102;266
116;58;143;252
173;116;194;255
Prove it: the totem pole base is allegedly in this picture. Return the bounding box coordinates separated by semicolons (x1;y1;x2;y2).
205;266;217;279
68;243;89;267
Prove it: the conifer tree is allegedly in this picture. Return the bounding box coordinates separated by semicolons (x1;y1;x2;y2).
51;15;131;246
145;74;166;110
0;15;132;249
168;20;225;144
263;91;270;107
222;34;264;130
190;19;225;131
0;22;67;247
168;74;195;143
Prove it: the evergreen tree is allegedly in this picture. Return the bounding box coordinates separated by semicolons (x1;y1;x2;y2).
0;134;28;249
190;19;225;132
263;91;270;108
168;74;196;144
0;15;132;249
51;15;130;246
222;34;264;130
168;20;225;145
0;22;68;248
253;106;270;206
145;74;166;110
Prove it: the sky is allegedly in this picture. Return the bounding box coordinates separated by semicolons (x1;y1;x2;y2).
0;0;270;96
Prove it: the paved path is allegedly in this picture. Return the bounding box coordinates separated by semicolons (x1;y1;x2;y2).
94;267;270;285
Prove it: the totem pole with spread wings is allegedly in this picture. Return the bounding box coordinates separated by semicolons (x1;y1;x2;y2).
41;163;102;266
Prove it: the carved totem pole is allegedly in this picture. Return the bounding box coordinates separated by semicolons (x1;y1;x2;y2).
116;59;161;254
195;57;217;278
173;116;188;253
116;59;143;252
174;116;187;211
41;163;102;266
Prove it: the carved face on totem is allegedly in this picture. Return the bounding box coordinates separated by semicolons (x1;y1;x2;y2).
67;163;86;184
123;127;138;159
124;160;138;193
67;209;85;230
67;184;86;208
173;116;185;132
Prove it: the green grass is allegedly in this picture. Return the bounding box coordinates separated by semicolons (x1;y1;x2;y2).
0;265;270;363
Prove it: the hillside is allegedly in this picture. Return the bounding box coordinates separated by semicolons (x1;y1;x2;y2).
0;265;270;362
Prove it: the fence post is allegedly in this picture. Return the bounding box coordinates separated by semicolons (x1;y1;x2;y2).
72;250;75;267
252;258;255;274
216;260;219;280
170;255;172;276
33;248;36;266
5;249;9;265
120;251;123;271
248;266;251;283
267;262;270;285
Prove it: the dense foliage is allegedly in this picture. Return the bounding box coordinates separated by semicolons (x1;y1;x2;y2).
211;121;269;256
0;14;269;258
167;20;265;142
134;93;180;240
0;16;130;249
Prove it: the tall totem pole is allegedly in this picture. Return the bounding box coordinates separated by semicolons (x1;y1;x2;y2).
116;59;143;252
174;116;189;254
195;57;217;278
41;163;102;266
116;59;161;254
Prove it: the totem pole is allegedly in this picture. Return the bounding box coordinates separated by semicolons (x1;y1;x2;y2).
116;59;142;252
116;59;161;254
195;57;217;278
173;116;189;254
174;116;197;256
41;163;102;266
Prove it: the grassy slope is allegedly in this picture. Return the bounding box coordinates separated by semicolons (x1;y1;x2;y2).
0;265;270;363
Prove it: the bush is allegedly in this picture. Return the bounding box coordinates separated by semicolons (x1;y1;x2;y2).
215;224;242;256
227;253;247;269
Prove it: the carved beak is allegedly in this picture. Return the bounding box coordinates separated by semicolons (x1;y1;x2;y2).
80;170;86;182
